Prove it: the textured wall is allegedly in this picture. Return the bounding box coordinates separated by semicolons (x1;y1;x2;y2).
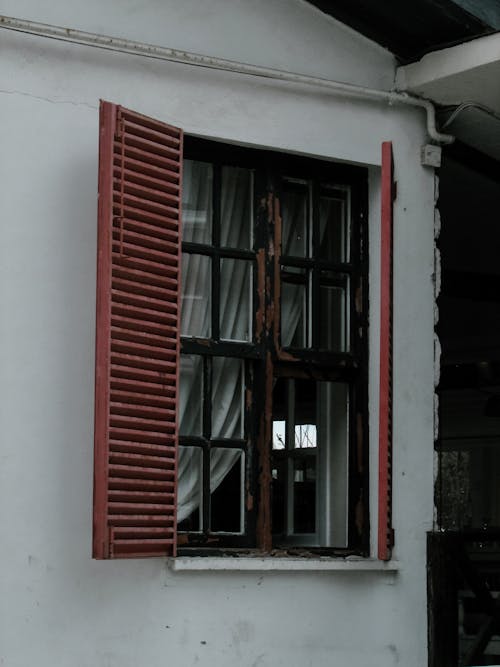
0;3;436;666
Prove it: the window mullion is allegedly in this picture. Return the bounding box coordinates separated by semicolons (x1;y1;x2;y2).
311;180;320;350
285;380;295;536
202;357;211;535
212;165;221;340
254;174;277;551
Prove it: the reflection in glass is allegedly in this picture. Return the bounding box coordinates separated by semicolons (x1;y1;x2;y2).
221;167;252;249
212;357;244;439
282;185;308;257
272;420;286;450
179;355;203;436
177;446;203;531
220;258;252;341
294;424;317;449
318;188;349;262
181;253;211;338
210;449;244;533
182;160;213;245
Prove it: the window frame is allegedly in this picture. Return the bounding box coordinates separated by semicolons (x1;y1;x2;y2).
177;136;370;557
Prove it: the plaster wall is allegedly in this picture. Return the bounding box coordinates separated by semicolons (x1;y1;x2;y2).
0;3;436;666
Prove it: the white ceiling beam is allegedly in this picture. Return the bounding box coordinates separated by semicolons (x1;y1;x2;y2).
396;31;500;110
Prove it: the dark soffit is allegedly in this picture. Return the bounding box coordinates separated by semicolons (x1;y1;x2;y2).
306;0;497;63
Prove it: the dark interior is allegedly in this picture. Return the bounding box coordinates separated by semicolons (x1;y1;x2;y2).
435;149;500;665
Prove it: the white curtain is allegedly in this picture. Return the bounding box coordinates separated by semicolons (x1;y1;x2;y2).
280;190;305;347
177;163;250;524
177;166;305;524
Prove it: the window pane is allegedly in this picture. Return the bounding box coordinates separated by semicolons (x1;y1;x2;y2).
319;275;349;352
317;382;349;548
220;166;252;249
177;446;203;532
181;253;211;338
272;378;349;544
182;160;213;245
179;355;203;436
294;379;317;449
318;187;349;262
220;258;252;341
212;357;244;439
281;276;307;348
272;378;287;451
294;424;317;449
271;458;286;535
272;420;286;450
282;184;308;257
293;458;316;534
210;449;244;533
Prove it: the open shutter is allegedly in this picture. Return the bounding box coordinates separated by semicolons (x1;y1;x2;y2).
93;101;182;559
378;141;395;561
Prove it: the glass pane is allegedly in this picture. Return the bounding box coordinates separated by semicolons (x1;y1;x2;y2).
182;160;213;245
293;458;316;534
281;277;307;347
271;458;286;535
294;380;317;449
220;166;252;249
317;382;349;547
181;253;211;338
210;449;244;533
319;276;349;352
177;446;203;531
220;258;252;341
212;357;244;439
272;377;287;450
179;355;203;436
318;188;349;262
273;421;286;450
294;424;317;449
282;184;308;257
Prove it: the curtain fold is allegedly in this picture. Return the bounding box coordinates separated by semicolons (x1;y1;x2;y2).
177;165;303;525
177;165;249;525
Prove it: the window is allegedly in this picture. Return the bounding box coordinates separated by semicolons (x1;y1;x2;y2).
93;102;376;560
177;137;368;554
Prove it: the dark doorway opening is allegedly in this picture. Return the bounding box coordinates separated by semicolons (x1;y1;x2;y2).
431;147;500;666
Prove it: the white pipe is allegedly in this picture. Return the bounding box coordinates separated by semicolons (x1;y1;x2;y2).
442;101;500;129
0;14;455;145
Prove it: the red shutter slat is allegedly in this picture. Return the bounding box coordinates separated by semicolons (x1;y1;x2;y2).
93;101;182;559
116;165;181;197
115;142;181;174
378;141;395;561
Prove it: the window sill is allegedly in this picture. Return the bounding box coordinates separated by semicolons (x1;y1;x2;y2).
170;556;400;572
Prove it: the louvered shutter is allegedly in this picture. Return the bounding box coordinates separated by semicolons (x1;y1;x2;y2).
93;101;182;559
378;141;395;561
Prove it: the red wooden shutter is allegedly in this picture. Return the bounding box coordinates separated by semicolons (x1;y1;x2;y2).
93;101;182;559
378;141;395;561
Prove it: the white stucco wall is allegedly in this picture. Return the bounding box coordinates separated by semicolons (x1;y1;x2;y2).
0;3;436;666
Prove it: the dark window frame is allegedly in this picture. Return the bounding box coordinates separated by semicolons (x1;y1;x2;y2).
178;136;370;556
